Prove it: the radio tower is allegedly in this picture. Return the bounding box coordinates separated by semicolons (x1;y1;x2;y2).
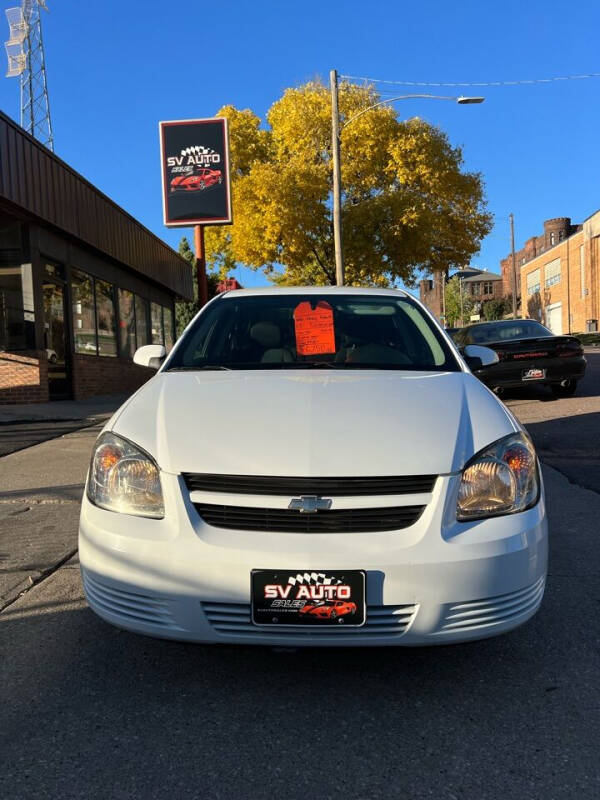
4;0;53;151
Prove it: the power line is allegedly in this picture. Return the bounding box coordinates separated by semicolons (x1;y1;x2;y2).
340;72;600;88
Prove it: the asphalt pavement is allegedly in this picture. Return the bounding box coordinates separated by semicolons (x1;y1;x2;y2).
0;363;599;799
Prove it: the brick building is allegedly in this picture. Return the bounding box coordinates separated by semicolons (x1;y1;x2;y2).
0;112;193;403
419;266;503;322
500;217;582;312
514;209;600;335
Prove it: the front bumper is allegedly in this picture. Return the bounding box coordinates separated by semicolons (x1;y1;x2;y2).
79;473;548;646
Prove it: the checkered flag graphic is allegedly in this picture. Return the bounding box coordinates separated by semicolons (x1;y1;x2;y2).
180;145;214;157
287;573;343;587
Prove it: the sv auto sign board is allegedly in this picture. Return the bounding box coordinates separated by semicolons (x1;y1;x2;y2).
159;118;232;227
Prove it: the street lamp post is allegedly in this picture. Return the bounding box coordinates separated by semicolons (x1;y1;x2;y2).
329;70;484;286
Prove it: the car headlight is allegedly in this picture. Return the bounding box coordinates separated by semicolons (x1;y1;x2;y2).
457;432;539;521
87;432;164;519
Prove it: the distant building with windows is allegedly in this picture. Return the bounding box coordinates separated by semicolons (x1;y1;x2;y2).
500;217;582;310
502;210;600;335
419;266;503;322
0;111;193;403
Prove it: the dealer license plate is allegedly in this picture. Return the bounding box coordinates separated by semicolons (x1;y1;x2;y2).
522;368;546;381
251;569;366;627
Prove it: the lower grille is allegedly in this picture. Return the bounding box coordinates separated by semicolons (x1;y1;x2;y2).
83;572;182;631
194;503;425;533
202;602;417;638
440;577;545;633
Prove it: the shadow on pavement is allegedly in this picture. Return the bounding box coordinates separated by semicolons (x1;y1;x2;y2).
523;411;600;494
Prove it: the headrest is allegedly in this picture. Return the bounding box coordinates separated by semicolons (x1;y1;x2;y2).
250;322;281;348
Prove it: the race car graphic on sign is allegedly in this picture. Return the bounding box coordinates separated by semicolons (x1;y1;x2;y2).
251;570;366;626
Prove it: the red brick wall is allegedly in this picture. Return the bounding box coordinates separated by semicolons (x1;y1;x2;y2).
72;354;154;401
0;351;49;404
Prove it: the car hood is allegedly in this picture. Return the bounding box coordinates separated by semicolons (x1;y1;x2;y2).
110;370;518;477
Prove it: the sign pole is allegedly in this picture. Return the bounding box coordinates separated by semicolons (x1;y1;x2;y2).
194;224;208;307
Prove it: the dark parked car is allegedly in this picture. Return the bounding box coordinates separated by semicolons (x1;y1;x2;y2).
454;319;586;397
444;327;460;341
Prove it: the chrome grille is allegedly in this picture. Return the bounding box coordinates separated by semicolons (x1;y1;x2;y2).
183;473;436;496
194;503;425;533
440;577;545;633
202;602;418;638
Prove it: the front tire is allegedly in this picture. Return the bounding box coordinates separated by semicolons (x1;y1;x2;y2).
551;379;578;397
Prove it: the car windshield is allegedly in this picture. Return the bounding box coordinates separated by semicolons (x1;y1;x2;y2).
166;293;460;372
466;320;553;345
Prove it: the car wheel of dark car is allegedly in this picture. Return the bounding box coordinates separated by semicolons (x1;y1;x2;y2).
551;379;578;398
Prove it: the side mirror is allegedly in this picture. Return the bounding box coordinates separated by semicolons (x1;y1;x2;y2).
133;344;166;370
462;344;499;371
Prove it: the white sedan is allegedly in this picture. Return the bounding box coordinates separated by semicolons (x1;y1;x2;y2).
79;287;547;646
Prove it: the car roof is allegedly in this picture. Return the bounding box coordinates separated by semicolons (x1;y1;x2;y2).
217;286;410;299
464;318;539;329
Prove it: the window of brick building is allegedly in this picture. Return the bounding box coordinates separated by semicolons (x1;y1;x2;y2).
118;289;136;358
580;245;586;298
71;270;97;355
151;302;164;345
135;295;149;347
472;282;481;295
95;280;117;357
550;232;556;247
544;258;561;288
526;269;541;296
0;265;29;351
483;281;493;294
163;306;174;351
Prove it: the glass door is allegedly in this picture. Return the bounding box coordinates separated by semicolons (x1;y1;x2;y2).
42;279;72;400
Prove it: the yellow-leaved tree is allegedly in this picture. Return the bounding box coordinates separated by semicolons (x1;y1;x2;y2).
205;81;492;287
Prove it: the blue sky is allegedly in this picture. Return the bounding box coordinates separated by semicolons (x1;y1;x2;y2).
1;0;599;292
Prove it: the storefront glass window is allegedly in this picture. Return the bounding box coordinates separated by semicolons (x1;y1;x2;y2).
118;289;136;358
163;305;174;351
95;280;117;357
151;302;164;345
71;269;97;355
135;295;149;347
0;266;27;350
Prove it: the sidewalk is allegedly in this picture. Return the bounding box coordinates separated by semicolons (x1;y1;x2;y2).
0;422;103;611
0;394;130;458
0;393;130;424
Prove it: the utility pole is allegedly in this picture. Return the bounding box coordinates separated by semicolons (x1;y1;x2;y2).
510;213;518;319
441;269;447;326
330;69;344;286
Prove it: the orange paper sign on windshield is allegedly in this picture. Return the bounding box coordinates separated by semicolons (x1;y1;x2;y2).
294;300;336;356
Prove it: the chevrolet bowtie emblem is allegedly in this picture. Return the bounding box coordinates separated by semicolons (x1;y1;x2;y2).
288;495;333;514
